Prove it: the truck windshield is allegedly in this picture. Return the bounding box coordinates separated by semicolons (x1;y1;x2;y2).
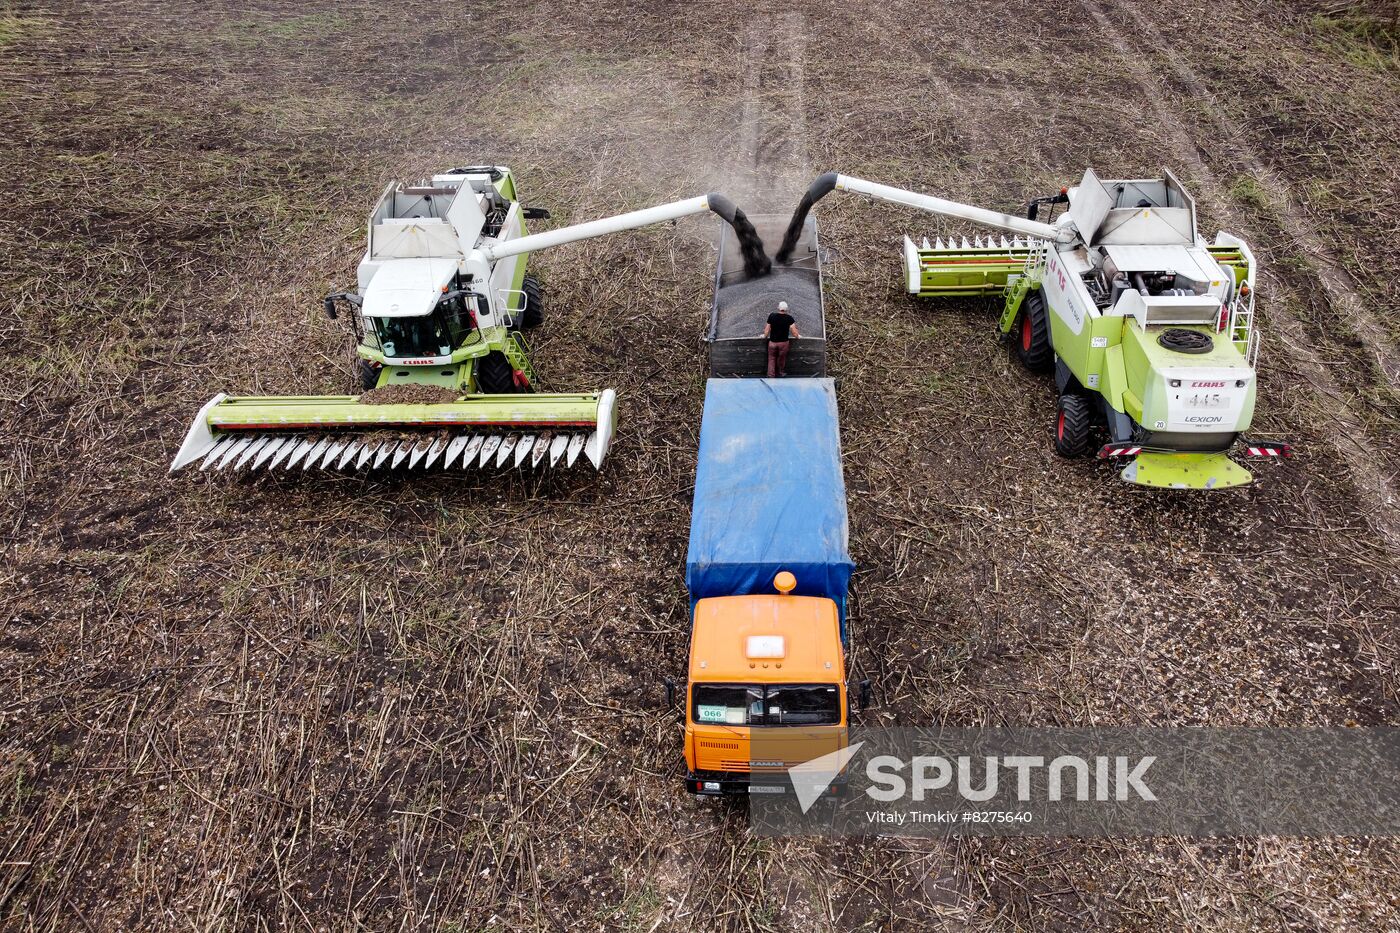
692;683;839;727
692;685;764;725
766;684;841;725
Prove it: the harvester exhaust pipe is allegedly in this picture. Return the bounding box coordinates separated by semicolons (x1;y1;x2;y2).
776;173;1065;263
484;192;770;278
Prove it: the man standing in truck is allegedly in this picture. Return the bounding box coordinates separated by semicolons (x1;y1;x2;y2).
763;301;800;377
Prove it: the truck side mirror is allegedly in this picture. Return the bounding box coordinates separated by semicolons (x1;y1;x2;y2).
663;678;677;709
858;679;873;712
323;296;338;320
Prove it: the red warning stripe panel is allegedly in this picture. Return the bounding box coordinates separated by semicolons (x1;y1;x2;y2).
919;257;1026;266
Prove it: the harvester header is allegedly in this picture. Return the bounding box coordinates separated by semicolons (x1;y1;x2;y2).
171;166;767;475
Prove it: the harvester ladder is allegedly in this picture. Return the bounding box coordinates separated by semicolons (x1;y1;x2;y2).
1208;243;1258;368
492;286;538;386
1227;281;1258;367
998;239;1049;333
503;331;536;386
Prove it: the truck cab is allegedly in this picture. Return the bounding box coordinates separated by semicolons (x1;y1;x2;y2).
684;574;850;795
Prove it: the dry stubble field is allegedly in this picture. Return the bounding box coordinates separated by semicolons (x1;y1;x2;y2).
2;0;1399;929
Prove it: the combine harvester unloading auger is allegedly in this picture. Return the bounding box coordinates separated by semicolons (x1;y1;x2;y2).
777;170;1291;489
171;165;768;475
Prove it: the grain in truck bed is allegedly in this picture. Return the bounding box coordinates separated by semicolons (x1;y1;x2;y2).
708;216;826;377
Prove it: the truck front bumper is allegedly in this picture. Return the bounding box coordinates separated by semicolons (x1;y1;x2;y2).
685;771;846;798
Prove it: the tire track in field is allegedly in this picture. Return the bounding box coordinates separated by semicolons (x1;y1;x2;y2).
727;12;811;211
1076;0;1400;548
1107;0;1400;392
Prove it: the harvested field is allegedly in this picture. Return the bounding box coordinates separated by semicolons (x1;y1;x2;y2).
3;1;1400;930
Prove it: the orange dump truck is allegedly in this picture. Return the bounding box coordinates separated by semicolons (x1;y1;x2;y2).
676;377;865;797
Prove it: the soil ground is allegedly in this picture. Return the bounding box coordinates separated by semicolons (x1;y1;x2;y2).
3;1;1399;929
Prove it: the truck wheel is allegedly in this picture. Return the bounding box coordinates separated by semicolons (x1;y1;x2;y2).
358;360;380;391
1054;393;1093;458
1014;291;1053;374
477;351;522;394
519;275;543;329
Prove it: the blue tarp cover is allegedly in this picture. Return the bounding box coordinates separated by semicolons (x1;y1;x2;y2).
686;378;854;610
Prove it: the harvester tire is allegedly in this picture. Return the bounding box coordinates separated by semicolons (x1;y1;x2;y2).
477;351;522;394
358;360;380;391
520;275;544;329
1054;393;1093;458
1015;291;1053;374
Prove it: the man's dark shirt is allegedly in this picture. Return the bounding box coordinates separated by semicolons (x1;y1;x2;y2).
767;311;796;343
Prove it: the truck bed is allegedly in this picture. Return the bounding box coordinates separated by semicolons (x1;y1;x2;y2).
708;216;825;377
685;377;853;632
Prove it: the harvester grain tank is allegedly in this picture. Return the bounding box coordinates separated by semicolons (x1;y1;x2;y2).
170;165;767;474
778;169;1291;489
677;377;865;797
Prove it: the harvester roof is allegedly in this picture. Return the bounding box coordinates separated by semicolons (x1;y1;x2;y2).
360;256;456;317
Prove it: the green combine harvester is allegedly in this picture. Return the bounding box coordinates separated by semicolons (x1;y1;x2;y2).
171;165;767;474
776;169;1291;489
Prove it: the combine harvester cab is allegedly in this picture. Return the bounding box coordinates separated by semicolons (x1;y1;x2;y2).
680;377;861;798
171;167;767;475
777;170;1290;490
